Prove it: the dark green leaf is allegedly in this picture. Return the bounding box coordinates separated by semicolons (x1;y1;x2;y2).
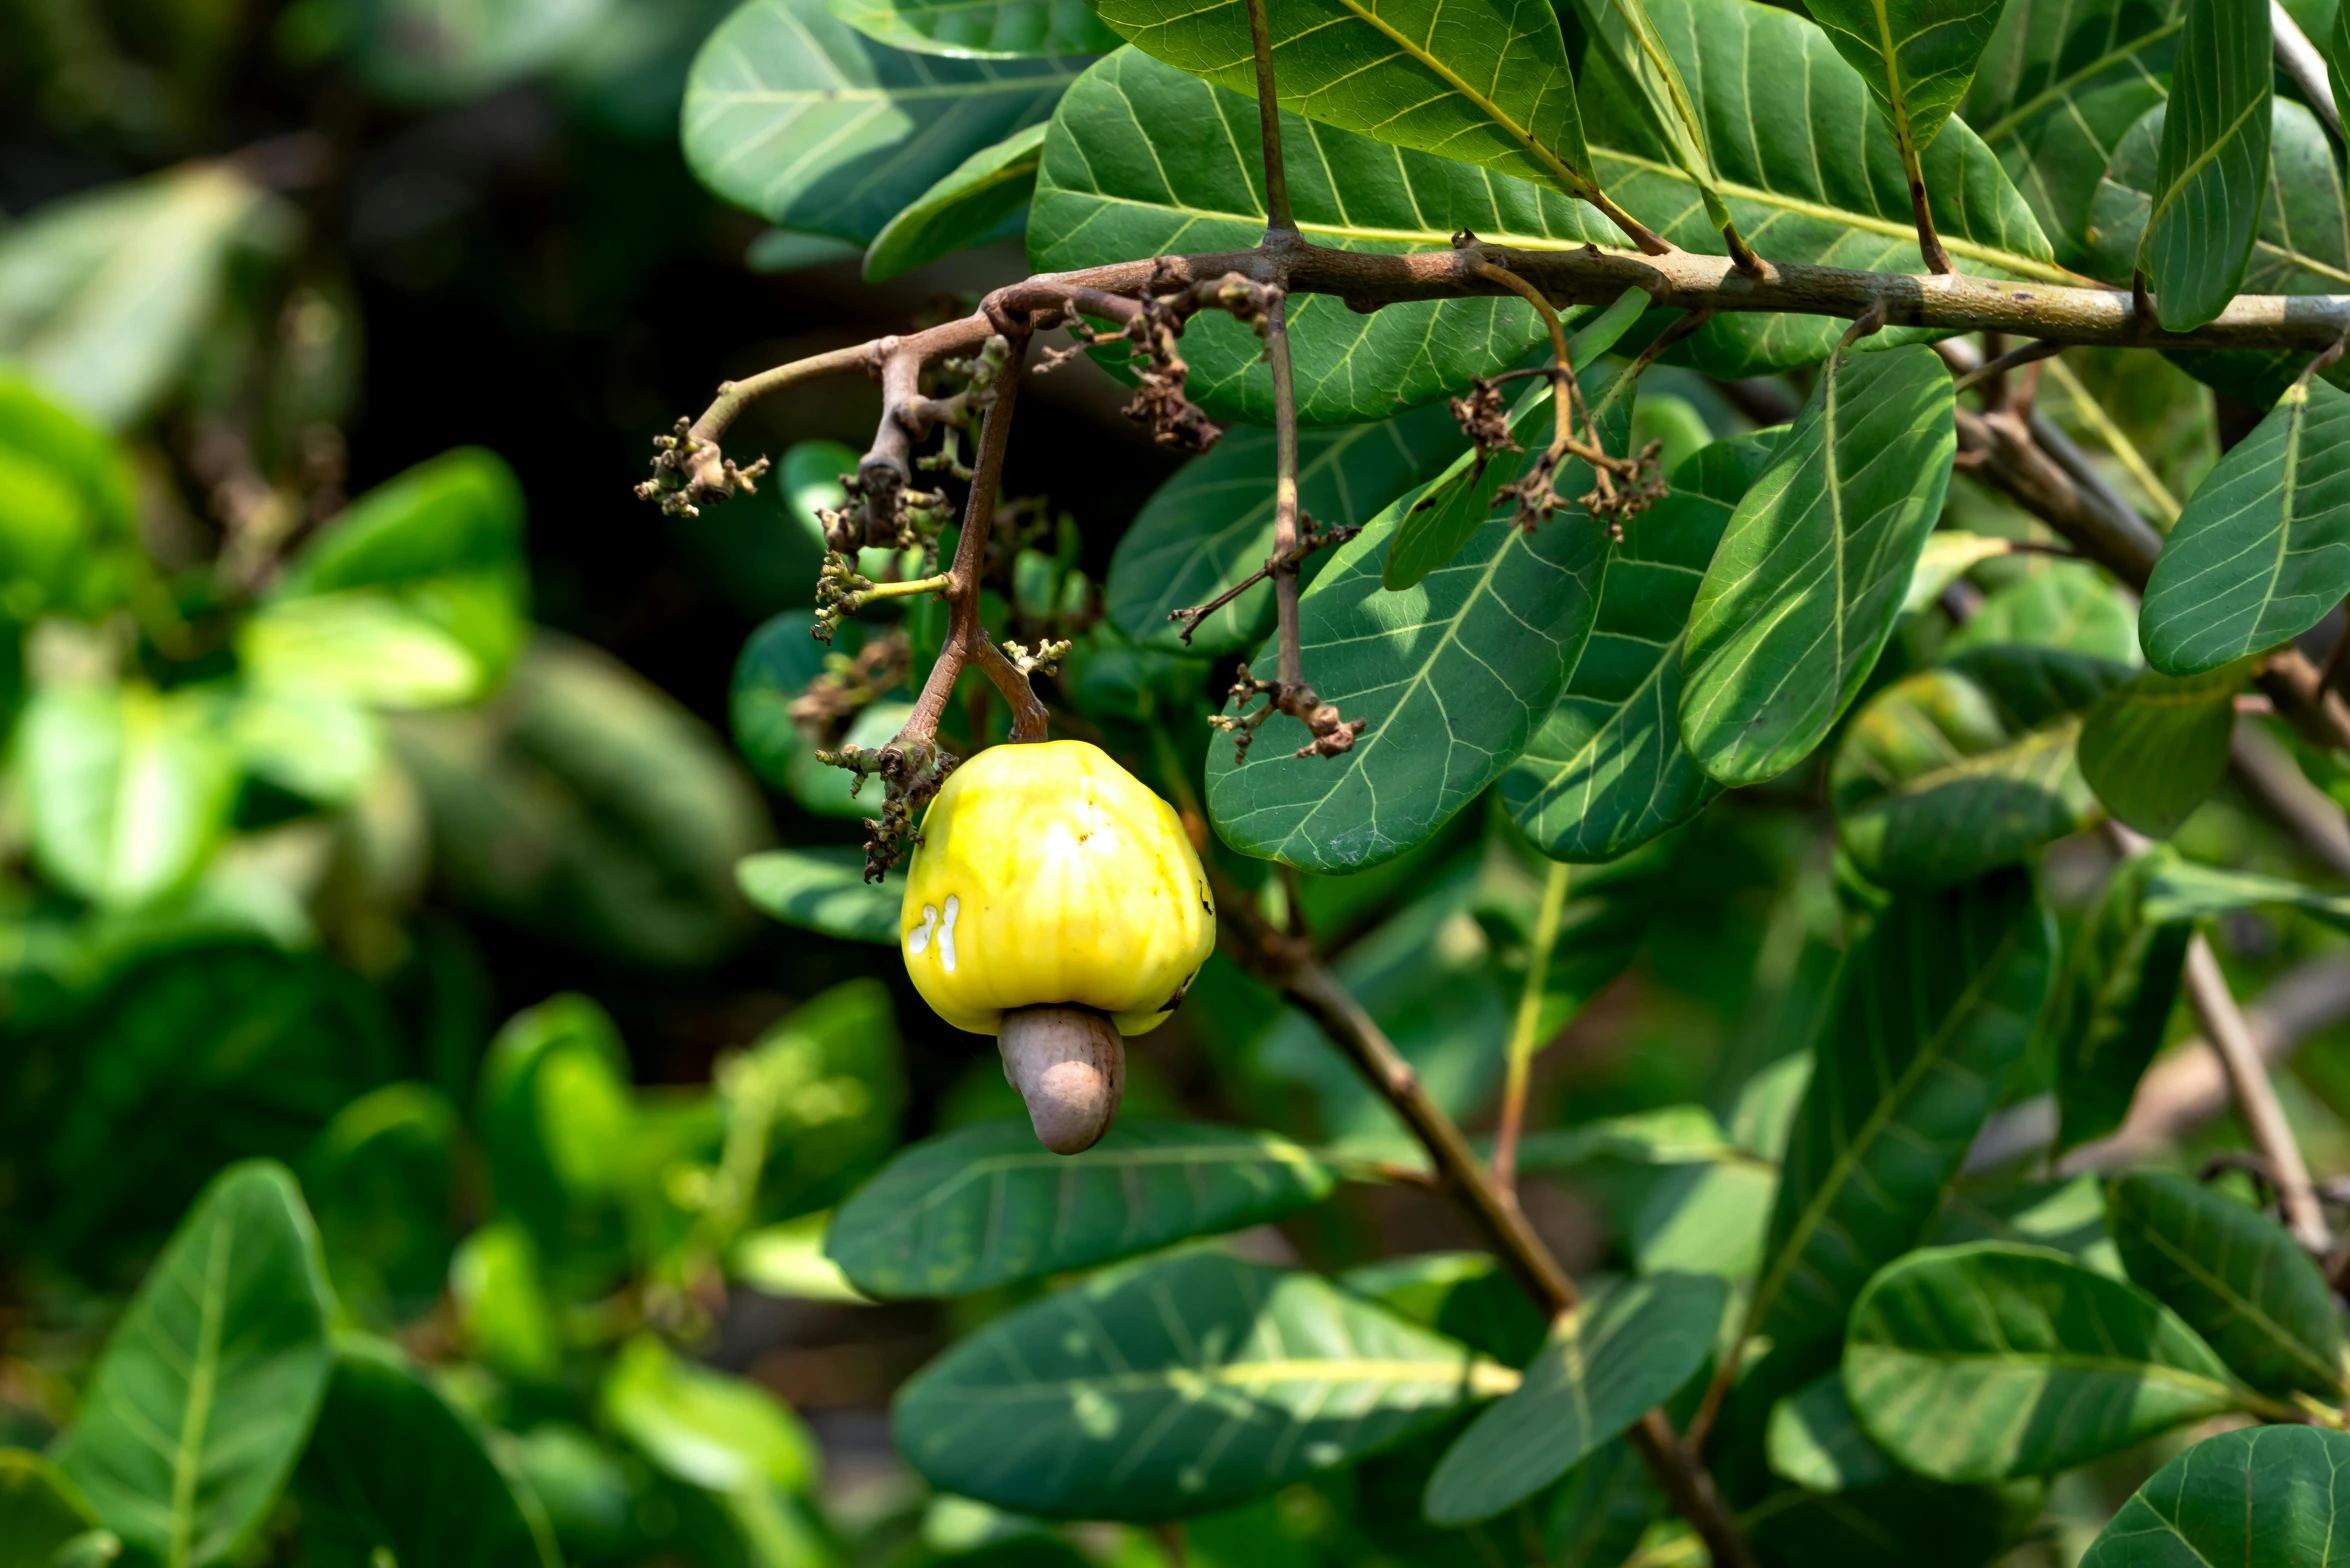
2080;1425;2350;1566
683;0;1084;243
895;1252;1512;1520
293;1338;559;1568
1339;1252;1549;1366
1961;0;2184;268
1203;380;1616;872
1543;1441;1658;1568
829;0;1115;56
1747;1471;2015;1568
1029;49;1611;424
2141;373;2350;674
303;1083;461;1324
1106;404;1464;656
1753;871;2055;1353
2107;1170;2348;1399
1586;0;2060;376
1832;652;2125;888
864;124;1043;278
2046;855;2194;1151
0;167;280;429
1765;1372;1896;1494
827;1120;1336;1298
2077;662;2250;837
55;1162;335;1567
736;847;901;944
0;1452;108;1568
1504;431;1780;861
397;635;770;969
1424;1272;1725;1524
1845;1242;2251;1481
2136;0;2271;329
1681;343;1958;787
1097;0;1600;201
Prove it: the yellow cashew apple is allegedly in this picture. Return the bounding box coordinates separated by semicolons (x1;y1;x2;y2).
899;739;1215;1153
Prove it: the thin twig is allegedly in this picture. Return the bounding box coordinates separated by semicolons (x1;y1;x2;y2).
1952;337;2063;396
1267;294;1306;689
2183;934;2332;1250
1493;860;1570;1197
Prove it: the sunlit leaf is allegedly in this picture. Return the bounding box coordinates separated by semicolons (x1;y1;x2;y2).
895;1251;1513;1520
19;682;239;910
0;376;139;621
2134;0;2271;329
1030;49;1612;424
827;1119;1337;1297
830;0;1115;55
55;1163;335;1568
1765;1371;1896;1494
684;0;1085;243
1805;0;2007;168
1680;343;1958;787
1846;1242;2250;1480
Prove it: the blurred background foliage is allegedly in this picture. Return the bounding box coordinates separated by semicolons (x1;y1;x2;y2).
5;2;2350;1567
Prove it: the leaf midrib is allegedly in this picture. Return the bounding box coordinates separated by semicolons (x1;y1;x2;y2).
1973;16;2185;145
2121;1191;2345;1394
168;1218;233;1568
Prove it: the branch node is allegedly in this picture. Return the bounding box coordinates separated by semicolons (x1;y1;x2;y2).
1208;662;1368;762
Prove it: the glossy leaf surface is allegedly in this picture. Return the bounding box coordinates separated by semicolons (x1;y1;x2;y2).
2135;0;2270;329
2081;1425;2350;1566
826;1120;1338;1297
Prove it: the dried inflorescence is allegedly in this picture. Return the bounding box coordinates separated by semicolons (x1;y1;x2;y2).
1073;266;1283;454
789;630;912;737
818;736;961;882
635;419;771;518
1208;663;1368;763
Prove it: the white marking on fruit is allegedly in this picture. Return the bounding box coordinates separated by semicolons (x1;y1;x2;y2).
907;904;938;956
939;894;960;972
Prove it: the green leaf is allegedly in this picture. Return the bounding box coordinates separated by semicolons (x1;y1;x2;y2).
830;0;1115;55
1503;431;1780;861
1753;871;2056;1353
895;1251;1513;1520
2107;1170;2349;1400
1203;381;1616;872
1029;49;1611;425
262;448;530;699
2076;662;2250;837
54;1162;335;1568
474;993;642;1275
303;1083;462;1324
602;1335;819;1496
1832;651;2126;887
826;1119;1337;1297
1904;529;2020;614
729;610;914;817
1848;1243;2257;1481
292;1338;559;1568
0;166;280;429
1381;291;1646;592
734;978;906;1215
1765;1372;1897;1494
2140;852;2350;930
1514;1104;1741;1170
1804;0;2007;166
333;0;610;103
27;943;398;1266
1423;1272;1725;1524
1572;0;1738;237
1339;1252;1549;1365
1960;0;2184;268
1746;1471;2015;1568
1096;0;1601;202
2135;0;2272;329
1106;404;1465;657
1585;0;2060;376
1926;1173;2124;1273
0;376;139;621
684;0;1085;243
0;1452;109;1568
19;682;239;909
397;636;770;969
1680;343;1958;787
2046;855;2194;1152
735;847;900;944
1944;561;2142;662
731;1212;871;1301
451;1222;564;1384
863;124;1044;278
2141;374;2350;674
2080;1425;2350;1566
